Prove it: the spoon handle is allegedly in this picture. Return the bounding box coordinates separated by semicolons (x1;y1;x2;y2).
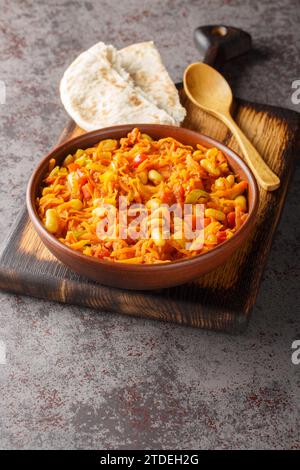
220;113;280;191
194;25;252;67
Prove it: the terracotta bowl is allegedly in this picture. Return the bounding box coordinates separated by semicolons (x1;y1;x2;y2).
27;124;258;290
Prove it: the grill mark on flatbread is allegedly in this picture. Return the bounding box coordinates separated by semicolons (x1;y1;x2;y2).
129;95;142;106
118;41;186;124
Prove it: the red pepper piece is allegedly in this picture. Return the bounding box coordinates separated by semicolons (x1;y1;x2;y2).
227;211;235;228
132;153;147;168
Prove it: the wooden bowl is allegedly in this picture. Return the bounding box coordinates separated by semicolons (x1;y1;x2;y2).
27;124;258;290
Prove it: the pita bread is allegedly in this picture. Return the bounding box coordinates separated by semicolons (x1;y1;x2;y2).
60;42;176;131
118;41;186;124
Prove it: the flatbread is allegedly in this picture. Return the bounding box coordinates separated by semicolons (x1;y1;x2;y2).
118;41;186;125
60;42;176;131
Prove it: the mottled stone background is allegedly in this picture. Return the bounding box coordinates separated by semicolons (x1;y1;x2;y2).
0;0;299;450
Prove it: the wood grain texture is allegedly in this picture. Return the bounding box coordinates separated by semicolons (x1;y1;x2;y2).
0;89;299;332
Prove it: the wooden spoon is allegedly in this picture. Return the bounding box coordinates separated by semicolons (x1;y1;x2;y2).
183;62;280;191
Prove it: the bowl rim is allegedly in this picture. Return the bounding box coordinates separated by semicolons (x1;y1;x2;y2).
26;123;259;273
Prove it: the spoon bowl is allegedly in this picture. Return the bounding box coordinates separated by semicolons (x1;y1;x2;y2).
184;62;233;113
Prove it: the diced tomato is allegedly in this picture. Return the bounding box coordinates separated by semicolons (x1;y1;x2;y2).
204;217;211;227
161;188;176;205
132;153;147;168
227;211;235;228
96;248;110;259
216;230;227;243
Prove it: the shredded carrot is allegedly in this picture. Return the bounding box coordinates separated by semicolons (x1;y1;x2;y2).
37;128;249;264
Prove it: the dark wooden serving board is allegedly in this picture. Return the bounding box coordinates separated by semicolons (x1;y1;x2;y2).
0;89;299;332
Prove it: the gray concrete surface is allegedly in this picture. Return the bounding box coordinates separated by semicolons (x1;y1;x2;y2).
0;0;299;449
